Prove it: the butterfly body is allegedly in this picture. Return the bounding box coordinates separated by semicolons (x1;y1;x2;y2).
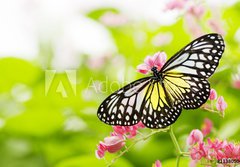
97;33;225;129
151;67;163;81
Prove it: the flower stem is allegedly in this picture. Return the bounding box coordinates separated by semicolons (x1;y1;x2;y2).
169;126;181;154
176;155;180;167
169;126;182;167
107;128;168;167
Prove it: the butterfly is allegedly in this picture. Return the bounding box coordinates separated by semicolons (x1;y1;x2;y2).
97;33;225;129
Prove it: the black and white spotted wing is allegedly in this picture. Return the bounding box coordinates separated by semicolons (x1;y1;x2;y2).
161;33;225;78
163;73;210;109
140;81;183;128
97;78;182;129
97;77;152;126
160;33;225;110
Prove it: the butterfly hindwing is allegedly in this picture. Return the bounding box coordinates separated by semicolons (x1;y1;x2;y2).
97;77;152;126
163;73;210;109
140;81;182;128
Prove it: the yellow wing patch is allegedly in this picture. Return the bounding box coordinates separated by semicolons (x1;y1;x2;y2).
164;74;192;101
145;82;169;110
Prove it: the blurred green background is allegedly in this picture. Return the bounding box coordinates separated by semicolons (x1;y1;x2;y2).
0;0;240;166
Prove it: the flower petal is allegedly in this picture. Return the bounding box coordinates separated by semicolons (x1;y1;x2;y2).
187;129;203;146
137;63;150;74
209;89;217;100
216;96;227;112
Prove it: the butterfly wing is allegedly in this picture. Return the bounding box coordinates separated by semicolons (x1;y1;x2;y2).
97;77;152;126
97;77;181;128
163;74;210;109
140;81;182;128
161;33;224;109
161;33;225;78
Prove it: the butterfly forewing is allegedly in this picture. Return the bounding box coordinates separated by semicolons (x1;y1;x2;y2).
161;33;225;78
160;33;224;110
97;77;152;126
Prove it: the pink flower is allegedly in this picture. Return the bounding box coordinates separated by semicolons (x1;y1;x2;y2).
165;0;186;10
100;12;128;27
95;136;125;159
190;142;207;160
103;136;125;153
112;126;126;136
112;121;145;138
187;5;205;19
187;129;204;146
201;118;213;136
216;96;227;112
153;160;162;167
208;19;225;36
190;147;202;160
95;142;107;159
209;89;217;100
122;126;138;138
207;138;226;151
232;74;240;89
184;14;204;37
233;79;240;89
216;150;225;159
137;52;167;74
135;121;145;129
224;142;239;158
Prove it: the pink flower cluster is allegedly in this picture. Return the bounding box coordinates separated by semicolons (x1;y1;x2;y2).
95;136;125;159
187;130;240;164
165;0;225;37
165;0;205;19
95;122;145;159
112;121;145;138
137;52;167;74
208;18;226;36
165;0;204;18
209;88;227;115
